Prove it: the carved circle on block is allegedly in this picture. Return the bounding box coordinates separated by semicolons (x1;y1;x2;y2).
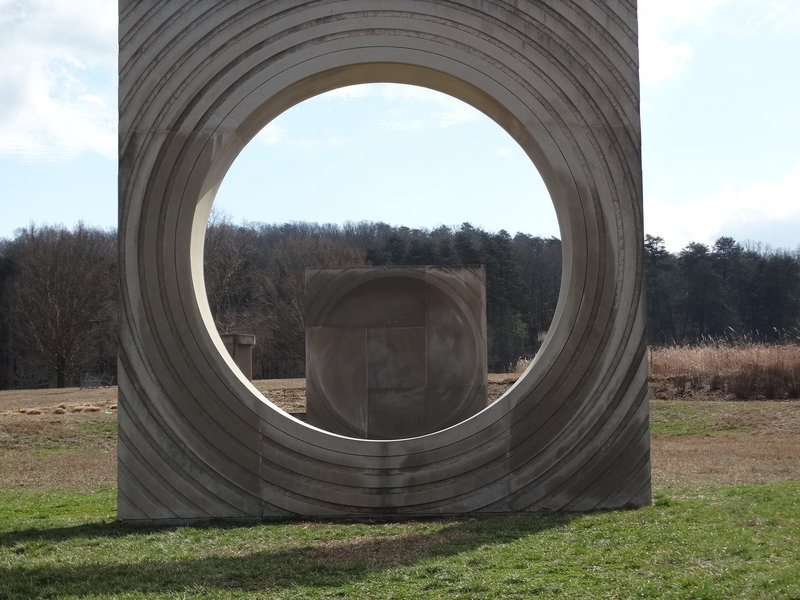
304;266;488;440
118;1;649;519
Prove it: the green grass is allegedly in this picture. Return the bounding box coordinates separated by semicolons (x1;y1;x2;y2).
79;420;117;437
649;400;740;436
1;482;798;599
29;446;73;455
1;400;797;598
0;487;116;524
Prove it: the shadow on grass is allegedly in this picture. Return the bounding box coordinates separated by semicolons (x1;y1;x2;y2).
0;514;576;598
0;520;209;547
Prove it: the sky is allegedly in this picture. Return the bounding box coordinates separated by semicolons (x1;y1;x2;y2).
1;0;799;253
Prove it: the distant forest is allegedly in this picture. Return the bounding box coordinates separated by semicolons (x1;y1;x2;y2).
0;222;798;389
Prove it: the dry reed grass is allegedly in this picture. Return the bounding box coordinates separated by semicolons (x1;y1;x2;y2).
2;380;799;494
649;343;800;399
512;357;533;374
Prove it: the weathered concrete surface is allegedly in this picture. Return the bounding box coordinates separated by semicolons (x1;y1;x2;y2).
118;0;649;522
305;266;487;439
220;334;255;381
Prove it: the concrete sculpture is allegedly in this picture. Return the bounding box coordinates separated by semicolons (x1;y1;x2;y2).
220;334;255;381
118;0;650;522
305;266;487;439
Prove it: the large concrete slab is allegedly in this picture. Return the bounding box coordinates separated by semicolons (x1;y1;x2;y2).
118;0;650;522
305;266;487;439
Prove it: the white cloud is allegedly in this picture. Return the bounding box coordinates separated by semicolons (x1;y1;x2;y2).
255;122;286;145
638;37;693;85
639;0;800;85
0;0;117;162
746;0;800;35
287;135;350;149
645;164;800;251
298;83;483;133
315;84;376;101
431;101;481;128
255;121;351;149
382;85;481;127
371;84;480;131
638;0;732;85
377;84;438;103
639;0;732;29
378;111;426;132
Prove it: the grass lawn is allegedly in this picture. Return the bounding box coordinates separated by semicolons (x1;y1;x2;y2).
1;387;799;599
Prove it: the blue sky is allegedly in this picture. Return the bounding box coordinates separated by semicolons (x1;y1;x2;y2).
1;0;799;252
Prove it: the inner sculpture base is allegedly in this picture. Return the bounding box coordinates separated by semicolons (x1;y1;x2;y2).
305;266;487;439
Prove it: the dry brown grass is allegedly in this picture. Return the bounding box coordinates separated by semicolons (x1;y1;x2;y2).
650;343;800;400
0;386;117;414
0;405;117;491
252;374;523;414
254;380;307;414
2;375;799;495
0;449;117;491
652;434;799;489
650;400;800;488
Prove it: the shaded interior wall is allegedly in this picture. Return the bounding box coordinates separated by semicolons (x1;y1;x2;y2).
305;266;487;439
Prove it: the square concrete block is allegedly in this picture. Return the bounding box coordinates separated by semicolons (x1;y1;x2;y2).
220;333;255;380
305;266;487;439
367;327;427;389
305;326;368;433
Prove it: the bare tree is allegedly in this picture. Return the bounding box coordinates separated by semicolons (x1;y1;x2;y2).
260;233;365;370
204;215;258;333
6;224;116;387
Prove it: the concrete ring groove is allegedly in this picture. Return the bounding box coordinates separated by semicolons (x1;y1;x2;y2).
118;0;649;521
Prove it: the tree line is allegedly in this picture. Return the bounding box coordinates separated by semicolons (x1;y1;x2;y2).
645;235;800;345
202;219;561;378
0;223;798;389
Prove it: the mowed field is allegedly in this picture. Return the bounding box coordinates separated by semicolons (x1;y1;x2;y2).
1;362;799;599
1;372;799;493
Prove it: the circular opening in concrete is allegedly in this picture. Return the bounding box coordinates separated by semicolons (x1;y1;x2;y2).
201;82;563;437
212;83;556;236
